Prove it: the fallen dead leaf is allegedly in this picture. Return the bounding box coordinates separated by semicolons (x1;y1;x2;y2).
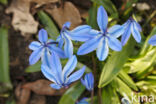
6;0;38;36
30;0;59;8
23;79;65;95
15;84;31;104
29;94;46;104
45;2;82;29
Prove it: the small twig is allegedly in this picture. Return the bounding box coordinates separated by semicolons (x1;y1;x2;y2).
98;88;102;104
91;90;94;104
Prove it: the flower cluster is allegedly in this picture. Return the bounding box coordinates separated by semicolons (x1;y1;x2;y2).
28;5;147;104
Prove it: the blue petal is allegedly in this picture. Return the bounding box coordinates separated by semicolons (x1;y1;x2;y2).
87;73;94;90
38;29;48;43
108;25;124;38
41;65;58;84
29;47;43;65
131;22;141;43
29;41;41;50
63;22;71;29
64;35;73;58
67;66;86;83
49;52;63;84
41;48;51;67
71;25;91;33
77;36;102;55
48;45;66;58
134;21;142;32
50;83;61;90
96;38;109;61
148;35;156;46
107;36;122;51
57;35;64;48
121;23;132;46
97;6;108;32
62;55;77;81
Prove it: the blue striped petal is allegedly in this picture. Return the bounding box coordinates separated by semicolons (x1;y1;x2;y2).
134;21;142;32
96;38;109;61
67;66;86;83
62;55;77;81
57;35;64;48
49;52;63;84
71;25;91;34
41;48;51;67
77;36;102;55
41;65;58;84
29;47;43;65
131;22;141;43
148;35;156;46
108;25;124;38
64;35;73;58
50;83;61;90
38;29;48;43
29;41;41;50
107;36;122;51
97;6;108;32
121;23;132;46
48;45;66;58
63;22;71;29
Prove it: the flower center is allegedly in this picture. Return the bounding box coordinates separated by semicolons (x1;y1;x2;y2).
43;42;58;47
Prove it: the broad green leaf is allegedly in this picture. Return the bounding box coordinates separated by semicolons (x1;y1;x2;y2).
125;48;156;74
140;26;156;55
37;11;59;40
25;61;41;73
102;85;120;104
0;0;7;5
118;70;138;91
0;27;12;92
88;3;98;29
112;77;133;98
91;0;118;19
58;82;85;104
25;60;91;73
98;38;135;88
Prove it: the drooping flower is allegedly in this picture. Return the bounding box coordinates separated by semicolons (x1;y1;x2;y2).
29;29;65;65
81;72;94;91
76;98;89;104
121;17;142;45
57;22;92;58
148;34;156;46
77;6;123;61
41;53;86;90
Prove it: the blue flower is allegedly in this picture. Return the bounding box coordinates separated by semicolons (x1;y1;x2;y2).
29;29;65;65
81;72;94;91
148;35;156;46
76;98;89;104
57;22;92;58
41;53;86;90
121;17;142;45
77;6;123;61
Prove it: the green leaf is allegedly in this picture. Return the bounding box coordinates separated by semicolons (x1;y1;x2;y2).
25;60;91;73
91;0;118;19
0;0;7;5
118;70;138;91
140;26;156;55
0;27;12;92
25;61;41;73
37;11;59;40
58;82;85;104
102;85;120;104
98;37;135;88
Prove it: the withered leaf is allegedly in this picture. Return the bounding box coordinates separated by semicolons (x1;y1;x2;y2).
31;0;59;8
29;94;46;104
15;84;31;104
6;0;38;36
23;79;65;96
45;2;82;29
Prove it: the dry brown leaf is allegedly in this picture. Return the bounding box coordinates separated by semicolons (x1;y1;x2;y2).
15;84;31;104
30;0;59;8
23;79;65;95
29;94;46;104
6;0;38;36
45;2;82;29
